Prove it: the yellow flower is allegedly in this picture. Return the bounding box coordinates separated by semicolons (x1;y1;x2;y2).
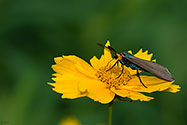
59;117;81;125
49;41;180;104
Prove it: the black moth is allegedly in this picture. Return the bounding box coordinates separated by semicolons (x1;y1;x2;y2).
97;43;175;88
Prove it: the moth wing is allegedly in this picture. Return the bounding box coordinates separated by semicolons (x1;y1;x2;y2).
126;56;175;81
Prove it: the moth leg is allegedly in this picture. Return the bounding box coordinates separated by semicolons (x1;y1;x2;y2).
116;65;124;79
117;61;119;66
136;70;147;88
106;60;118;72
105;59;113;67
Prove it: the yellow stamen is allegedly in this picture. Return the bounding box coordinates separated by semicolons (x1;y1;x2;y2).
96;63;132;88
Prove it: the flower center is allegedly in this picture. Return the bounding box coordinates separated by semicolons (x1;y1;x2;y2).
96;62;132;88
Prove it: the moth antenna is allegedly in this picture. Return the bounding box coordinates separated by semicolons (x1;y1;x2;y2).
97;43;117;55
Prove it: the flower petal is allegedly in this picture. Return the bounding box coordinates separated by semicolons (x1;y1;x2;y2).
126;49;155;75
50;55;99;99
125;67;137;76
165;84;181;93
134;49;153;61
111;87;153;101
48;75;87;99
78;78;115;104
59;117;81;125
52;55;97;79
103;40;112;62
126;76;174;93
90;40;112;69
90;56;100;70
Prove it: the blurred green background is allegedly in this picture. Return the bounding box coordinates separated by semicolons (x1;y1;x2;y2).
0;0;186;125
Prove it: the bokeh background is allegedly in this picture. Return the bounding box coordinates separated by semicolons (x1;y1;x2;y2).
0;0;186;125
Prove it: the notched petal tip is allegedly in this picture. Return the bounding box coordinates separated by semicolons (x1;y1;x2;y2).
48;82;53;86
128;50;133;54
165;85;181;93
90;56;100;70
96;40;113;67
48;82;56;88
134;48;154;61
111;87;154;102
144;50;148;54
152;59;156;62
149;53;153;57
54;56;63;64
105;40;111;47
127;76;176;93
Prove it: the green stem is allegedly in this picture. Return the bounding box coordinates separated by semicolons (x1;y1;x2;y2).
108;101;113;125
